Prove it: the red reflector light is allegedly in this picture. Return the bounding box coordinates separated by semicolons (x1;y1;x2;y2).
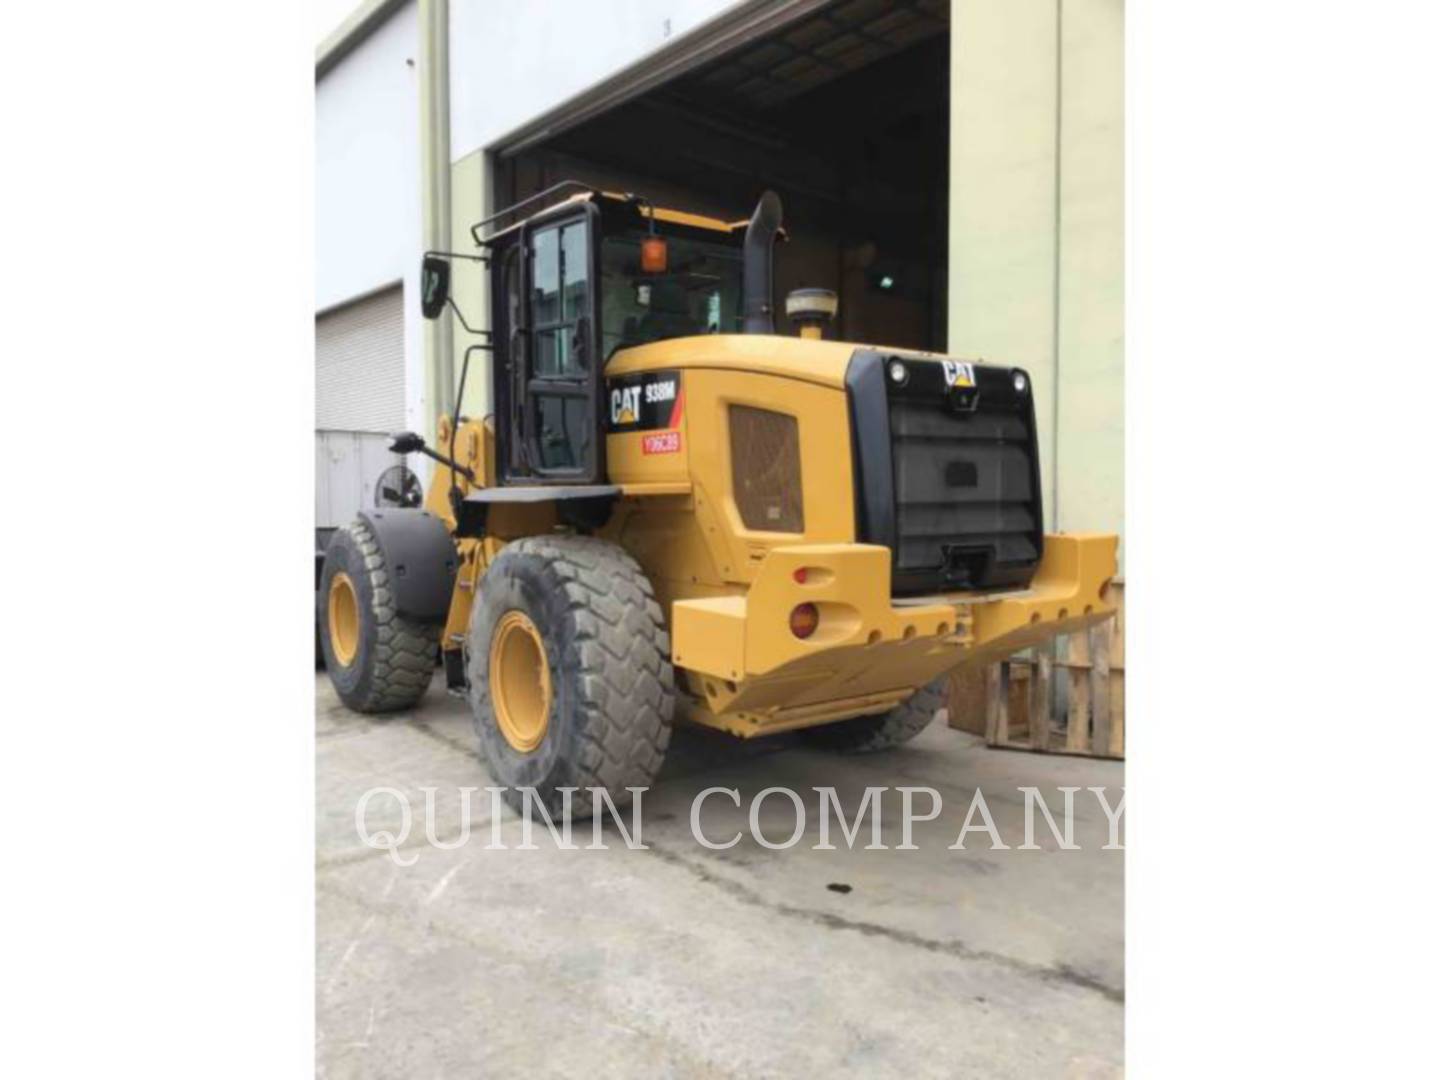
790;602;819;639
792;567;808;584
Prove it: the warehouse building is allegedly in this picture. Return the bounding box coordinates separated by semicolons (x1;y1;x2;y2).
315;0;1124;566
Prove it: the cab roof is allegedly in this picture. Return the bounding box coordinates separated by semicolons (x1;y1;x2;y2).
478;186;775;246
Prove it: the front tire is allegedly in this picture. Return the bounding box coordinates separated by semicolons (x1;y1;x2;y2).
467;535;674;818
799;676;947;752
318;519;439;713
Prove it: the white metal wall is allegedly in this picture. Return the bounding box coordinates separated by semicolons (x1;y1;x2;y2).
315;431;405;529
448;0;741;159
315;0;421;313
316;285;406;432
315;0;432;455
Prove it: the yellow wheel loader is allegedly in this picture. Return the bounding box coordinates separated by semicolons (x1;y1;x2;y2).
318;182;1118;816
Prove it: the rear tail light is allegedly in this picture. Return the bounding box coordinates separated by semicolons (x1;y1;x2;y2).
789;603;819;639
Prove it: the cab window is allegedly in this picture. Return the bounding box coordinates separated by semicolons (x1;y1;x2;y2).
531;221;590;378
599;231;742;359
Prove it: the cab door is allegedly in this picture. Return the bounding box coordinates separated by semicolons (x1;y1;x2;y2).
499;203;603;484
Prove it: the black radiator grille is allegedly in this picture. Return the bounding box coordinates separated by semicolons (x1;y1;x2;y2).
846;350;1044;595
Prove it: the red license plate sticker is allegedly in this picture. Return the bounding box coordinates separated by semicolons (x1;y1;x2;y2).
642;431;681;455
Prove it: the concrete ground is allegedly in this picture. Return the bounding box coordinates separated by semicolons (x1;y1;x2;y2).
317;673;1124;1079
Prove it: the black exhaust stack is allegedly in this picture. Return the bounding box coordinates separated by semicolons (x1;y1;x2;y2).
742;191;783;334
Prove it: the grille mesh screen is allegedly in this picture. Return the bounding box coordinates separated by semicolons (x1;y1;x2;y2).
729;405;804;533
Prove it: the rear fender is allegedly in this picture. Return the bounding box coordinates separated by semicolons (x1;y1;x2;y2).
354;509;458;623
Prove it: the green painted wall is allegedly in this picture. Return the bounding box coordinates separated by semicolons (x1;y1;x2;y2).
449;148;492;421
949;0;1125;570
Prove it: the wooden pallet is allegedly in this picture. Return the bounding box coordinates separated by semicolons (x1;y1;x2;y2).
947;581;1125;759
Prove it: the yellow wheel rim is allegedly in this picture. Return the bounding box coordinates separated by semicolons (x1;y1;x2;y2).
489;610;551;753
327;571;361;667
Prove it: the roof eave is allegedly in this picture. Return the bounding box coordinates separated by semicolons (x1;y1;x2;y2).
315;0;409;80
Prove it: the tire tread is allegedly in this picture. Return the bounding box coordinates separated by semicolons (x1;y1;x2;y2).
334;518;438;712
800;677;946;753
470;535;673;809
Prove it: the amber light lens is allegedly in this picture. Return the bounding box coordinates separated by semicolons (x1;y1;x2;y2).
789;602;819;639
641;236;668;273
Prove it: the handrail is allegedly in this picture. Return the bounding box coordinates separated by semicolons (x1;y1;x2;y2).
468;179;598;245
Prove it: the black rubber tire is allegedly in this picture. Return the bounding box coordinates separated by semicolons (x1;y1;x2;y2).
798;676;947;753
314;550;327;669
467;534;674;818
318;518;440;713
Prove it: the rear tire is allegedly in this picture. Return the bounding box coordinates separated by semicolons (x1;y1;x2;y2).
467;534;674;819
319;519;439;713
799;676;946;752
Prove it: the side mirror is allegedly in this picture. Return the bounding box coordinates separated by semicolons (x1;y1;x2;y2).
420;256;450;319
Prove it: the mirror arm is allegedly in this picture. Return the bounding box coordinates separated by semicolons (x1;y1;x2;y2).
423;249;489;263
390;437;475;484
445;296;492;338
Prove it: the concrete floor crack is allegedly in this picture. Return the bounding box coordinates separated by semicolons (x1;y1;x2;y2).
644;840;1124;1005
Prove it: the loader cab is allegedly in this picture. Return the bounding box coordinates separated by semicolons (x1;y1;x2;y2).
419;185;760;490
484;193;747;486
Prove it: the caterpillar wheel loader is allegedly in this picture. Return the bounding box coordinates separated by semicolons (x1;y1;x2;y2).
318;181;1118;816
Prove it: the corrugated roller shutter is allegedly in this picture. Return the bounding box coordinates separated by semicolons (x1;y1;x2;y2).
316;285;405;432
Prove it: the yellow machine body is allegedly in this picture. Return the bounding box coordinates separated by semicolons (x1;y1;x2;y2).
423;333;1117;739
